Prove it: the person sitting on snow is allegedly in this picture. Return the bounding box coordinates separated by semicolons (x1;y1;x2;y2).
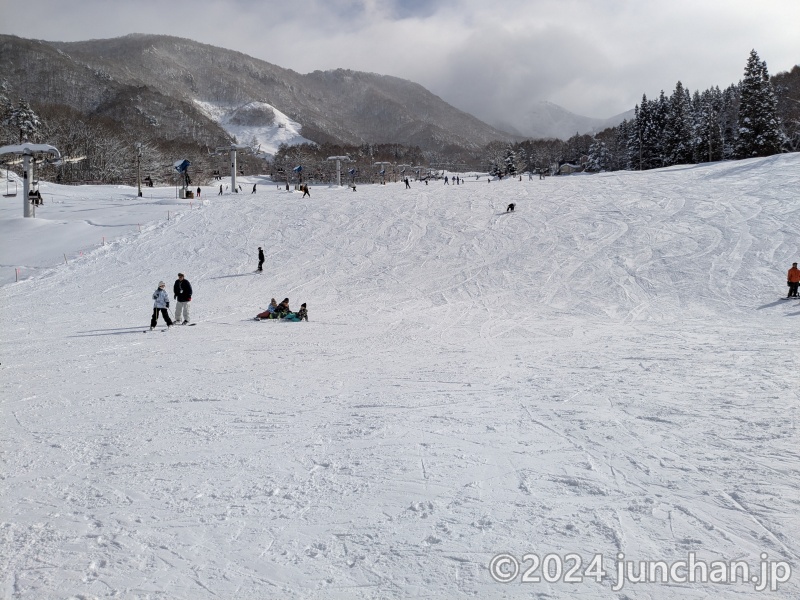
296;303;308;321
283;303;308;322
255;298;278;320
274;298;291;319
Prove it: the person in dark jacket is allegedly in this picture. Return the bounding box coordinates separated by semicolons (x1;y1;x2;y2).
296;303;308;321
173;273;193;324
258;247;265;271
274;298;291;318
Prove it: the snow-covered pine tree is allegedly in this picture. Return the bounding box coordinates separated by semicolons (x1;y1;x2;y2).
719;84;740;159
627;94;662;170
586;138;612;172
735;50;784;158
503;146;517;176
663;81;694;166
693;88;724;163
5;99;41;143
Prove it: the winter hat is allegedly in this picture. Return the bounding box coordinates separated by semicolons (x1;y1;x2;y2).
282;298;289;303
301;303;306;308
158;281;166;288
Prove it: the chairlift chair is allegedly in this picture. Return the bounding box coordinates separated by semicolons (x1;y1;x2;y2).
3;167;17;197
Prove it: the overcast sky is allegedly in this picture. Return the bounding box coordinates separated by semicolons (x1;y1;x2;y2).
2;0;797;124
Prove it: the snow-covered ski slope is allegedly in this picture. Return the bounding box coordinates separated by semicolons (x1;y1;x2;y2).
2;154;800;599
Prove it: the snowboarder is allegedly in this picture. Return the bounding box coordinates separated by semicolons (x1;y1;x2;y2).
173;273;193;324
252;184;257;194
258;247;265;272
506;203;516;212
150;281;173;330
788;262;800;298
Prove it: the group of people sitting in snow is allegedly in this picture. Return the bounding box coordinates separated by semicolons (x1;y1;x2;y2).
255;298;308;321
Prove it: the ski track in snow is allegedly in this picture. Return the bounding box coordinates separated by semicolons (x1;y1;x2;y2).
1;156;800;599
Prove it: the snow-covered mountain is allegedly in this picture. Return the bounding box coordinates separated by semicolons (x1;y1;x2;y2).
494;100;635;140
2;154;799;598
192;100;311;157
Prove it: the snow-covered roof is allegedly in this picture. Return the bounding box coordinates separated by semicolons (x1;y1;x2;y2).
0;142;61;159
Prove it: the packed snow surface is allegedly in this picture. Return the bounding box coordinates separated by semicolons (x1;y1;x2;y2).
2;155;800;599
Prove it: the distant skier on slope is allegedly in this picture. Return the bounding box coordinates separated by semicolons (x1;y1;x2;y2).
150;281;173;330
788;262;800;298
258;247;265;272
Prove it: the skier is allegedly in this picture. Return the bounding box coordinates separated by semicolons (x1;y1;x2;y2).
404;177;410;189
173;273;193;324
150;281;173;330
218;184;223;195
444;176;449;185
196;187;201;199
506;203;516;212
302;184;310;198
258;247;265;272
788;262;800;298
252;183;257;194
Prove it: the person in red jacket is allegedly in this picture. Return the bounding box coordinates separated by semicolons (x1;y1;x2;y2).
788;262;800;298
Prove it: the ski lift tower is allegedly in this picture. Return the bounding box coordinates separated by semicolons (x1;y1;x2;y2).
212;143;254;192
326;155;351;187
174;159;191;198
374;161;392;184
0;141;61;218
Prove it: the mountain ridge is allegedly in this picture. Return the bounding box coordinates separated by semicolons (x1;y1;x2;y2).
2;33;630;154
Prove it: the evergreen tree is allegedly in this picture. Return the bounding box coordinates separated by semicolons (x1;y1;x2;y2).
663;81;694;165
735;49;784;158
693;88;724;163
719;84;740;159
503;145;517;176
627;94;662;170
586;138;612;172
4;99;41;143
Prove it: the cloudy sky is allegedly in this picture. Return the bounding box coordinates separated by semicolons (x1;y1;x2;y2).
2;0;797;124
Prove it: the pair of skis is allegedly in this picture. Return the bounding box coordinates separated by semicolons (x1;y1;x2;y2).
144;323;196;333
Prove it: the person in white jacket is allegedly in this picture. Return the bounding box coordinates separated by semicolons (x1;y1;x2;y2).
150;281;174;330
